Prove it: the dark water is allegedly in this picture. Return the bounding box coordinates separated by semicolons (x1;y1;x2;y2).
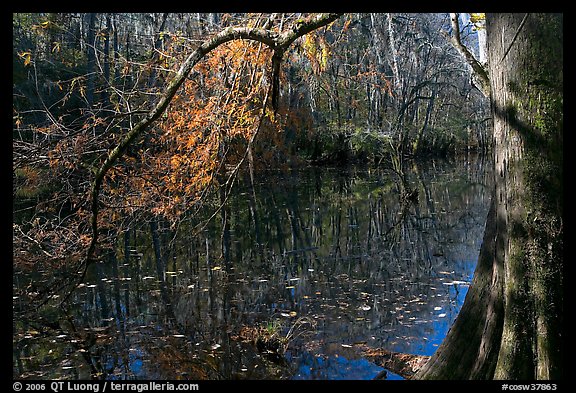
13;155;493;380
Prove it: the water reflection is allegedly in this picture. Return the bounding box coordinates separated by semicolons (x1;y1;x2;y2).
13;155;492;380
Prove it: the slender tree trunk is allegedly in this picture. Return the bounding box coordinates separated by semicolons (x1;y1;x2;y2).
113;14;120;84
386;13;401;92
415;13;562;380
85;13;97;108
101;14;111;106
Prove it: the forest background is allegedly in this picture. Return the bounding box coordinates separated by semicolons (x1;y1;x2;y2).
13;12;490;277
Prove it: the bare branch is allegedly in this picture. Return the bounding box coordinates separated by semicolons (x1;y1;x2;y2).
447;13;490;98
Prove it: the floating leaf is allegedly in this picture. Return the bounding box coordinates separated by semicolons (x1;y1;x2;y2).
442;280;469;285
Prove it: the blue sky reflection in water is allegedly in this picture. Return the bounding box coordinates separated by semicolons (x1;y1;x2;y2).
288;261;475;380
13;156;492;380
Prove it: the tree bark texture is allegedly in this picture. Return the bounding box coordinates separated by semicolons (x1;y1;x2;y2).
416;13;562;380
487;13;563;380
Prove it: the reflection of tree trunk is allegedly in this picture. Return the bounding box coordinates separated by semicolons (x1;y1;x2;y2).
415;197;503;378
150;219;176;323
286;193;301;253
220;186;231;263
95;257;110;321
269;193;286;255
110;247;123;324
246;177;261;246
123;227;132;317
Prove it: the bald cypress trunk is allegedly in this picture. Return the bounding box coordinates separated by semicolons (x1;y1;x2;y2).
488;12;563;380
415;13;562;380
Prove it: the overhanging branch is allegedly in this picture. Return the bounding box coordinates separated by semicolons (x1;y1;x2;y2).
86;13;343;265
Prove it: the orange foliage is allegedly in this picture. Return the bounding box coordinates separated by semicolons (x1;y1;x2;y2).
107;37;283;222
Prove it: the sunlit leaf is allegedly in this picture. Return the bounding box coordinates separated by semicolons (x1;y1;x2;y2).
18;51;32;66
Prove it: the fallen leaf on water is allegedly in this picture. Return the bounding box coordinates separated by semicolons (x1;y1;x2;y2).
442;280;469;285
